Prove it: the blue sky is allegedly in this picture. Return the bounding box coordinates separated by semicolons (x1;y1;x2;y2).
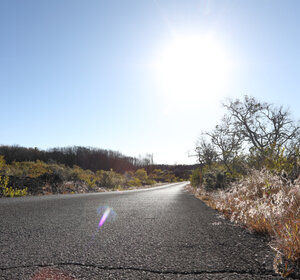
1;0;300;164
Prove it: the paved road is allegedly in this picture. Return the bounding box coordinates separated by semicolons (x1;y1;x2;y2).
0;182;284;279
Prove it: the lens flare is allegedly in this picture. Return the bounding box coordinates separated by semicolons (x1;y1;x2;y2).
98;207;111;228
83;206;117;259
96;206;117;230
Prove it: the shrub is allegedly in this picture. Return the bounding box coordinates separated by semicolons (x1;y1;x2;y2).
6;160;51;178
145;179;156;185
2;186;28;197
48;163;73;181
96;169;125;189
204;170;225;191
71;166;97;188
164;172;177;182
149;169;164;181
201;162;245;191
190;168;203;188
202;164;227;191
0;175;9;195
127;177;142;187
0;155;6;173
248;145;294;177
135;168;148;184
0;157;27;197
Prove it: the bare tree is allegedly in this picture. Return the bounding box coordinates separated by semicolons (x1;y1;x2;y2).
223;96;299;155
206;116;243;172
195;137;218;167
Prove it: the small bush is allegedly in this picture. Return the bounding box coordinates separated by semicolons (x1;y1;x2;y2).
2;186;28;197
164;172;177;182
0;172;27;197
135;168;148;184
248;145;295;177
0;175;9;195
150;169;164;182
127;178;142;187
145;179;156;185
203;168;226;191
190;168;203;188
96;169;125;189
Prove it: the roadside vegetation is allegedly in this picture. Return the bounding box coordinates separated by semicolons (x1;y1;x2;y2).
0;153;183;197
189;95;300;277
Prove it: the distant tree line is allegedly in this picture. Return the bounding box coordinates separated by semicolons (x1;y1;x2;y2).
154;164;200;180
0;145;197;180
0;146;153;174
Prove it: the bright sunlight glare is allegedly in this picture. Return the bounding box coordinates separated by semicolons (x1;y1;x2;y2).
153;34;233;113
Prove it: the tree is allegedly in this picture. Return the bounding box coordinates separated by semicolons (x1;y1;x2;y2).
196;95;300;181
195;137;218;167
206;116;243;173
223;96;299;156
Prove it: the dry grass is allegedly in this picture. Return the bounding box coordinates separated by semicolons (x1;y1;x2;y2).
187;169;300;276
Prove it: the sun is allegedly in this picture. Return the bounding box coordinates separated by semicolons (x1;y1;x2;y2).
153;34;233;112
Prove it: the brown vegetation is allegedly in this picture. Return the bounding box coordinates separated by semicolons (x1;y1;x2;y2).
189;96;300;276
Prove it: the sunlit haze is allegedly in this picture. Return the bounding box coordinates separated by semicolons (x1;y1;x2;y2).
1;0;300;164
153;33;233;112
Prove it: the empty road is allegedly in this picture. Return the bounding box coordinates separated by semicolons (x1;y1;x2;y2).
0;182;283;279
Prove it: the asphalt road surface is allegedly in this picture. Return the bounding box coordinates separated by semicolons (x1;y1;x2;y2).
0;182;285;279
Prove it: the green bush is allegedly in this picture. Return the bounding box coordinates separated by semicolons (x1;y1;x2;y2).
0;157;27;197
201;164;228;191
135;168;148;184
2;186;28;197
48;163;73;181
264;146;294;175
145;179;156;185
190;168;203;188
71;166;98;188
201;162;245;191
96;169;125;189
164;172;177;182
203;169;226;191
149;169;164;181
248;145;293;174
8;160;51;178
127;177;142;187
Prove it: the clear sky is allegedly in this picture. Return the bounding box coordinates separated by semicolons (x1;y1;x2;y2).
1;0;300;164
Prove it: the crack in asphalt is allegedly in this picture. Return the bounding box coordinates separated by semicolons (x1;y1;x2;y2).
0;262;286;278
